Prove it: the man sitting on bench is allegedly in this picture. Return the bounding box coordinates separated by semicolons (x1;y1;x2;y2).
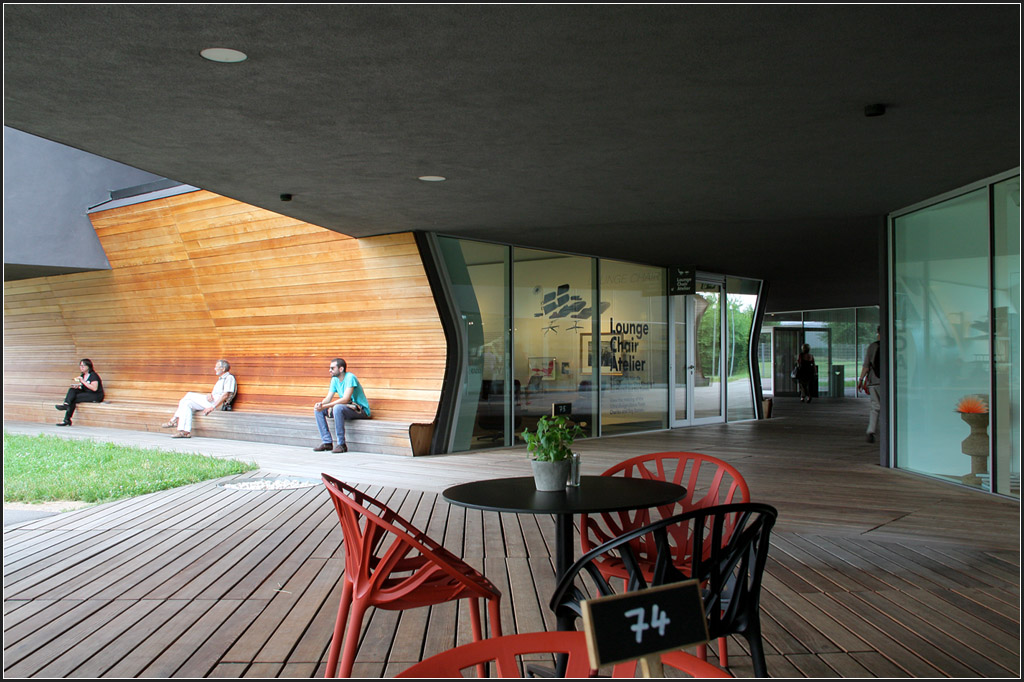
314;357;371;453
162;359;236;438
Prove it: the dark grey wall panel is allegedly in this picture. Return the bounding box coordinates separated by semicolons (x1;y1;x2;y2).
3;127;163;280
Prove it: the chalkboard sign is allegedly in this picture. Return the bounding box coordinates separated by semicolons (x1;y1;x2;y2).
581;580;709;668
552;402;572;416
669;267;696;296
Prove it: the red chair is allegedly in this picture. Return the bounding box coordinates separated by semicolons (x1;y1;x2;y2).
579;452;750;668
321;474;502;678
394;630;731;678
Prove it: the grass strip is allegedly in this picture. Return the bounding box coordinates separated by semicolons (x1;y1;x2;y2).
3;431;257;504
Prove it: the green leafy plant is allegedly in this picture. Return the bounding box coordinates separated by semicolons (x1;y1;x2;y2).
521;415;583;462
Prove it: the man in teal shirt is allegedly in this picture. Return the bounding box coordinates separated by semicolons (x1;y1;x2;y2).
314;357;371;453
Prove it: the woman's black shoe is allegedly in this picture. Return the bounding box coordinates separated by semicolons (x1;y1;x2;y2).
55;403;68;410
56;420;71;426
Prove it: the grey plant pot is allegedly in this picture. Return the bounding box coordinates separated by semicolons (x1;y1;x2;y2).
531;459;570;491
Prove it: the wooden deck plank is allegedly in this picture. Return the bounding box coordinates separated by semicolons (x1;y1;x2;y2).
3;399;1019;678
29;599;165;678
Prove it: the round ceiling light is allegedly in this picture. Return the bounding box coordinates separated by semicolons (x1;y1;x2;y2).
200;47;248;63
418;175;446;182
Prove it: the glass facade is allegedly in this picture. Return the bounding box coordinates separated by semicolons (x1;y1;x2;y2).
599;260;668;435
992;177;1020;497
435;238;511;451
513;248;597;439
433;236;762;452
891;173;1020;498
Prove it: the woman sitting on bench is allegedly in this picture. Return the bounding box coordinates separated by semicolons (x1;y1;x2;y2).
55;359;104;426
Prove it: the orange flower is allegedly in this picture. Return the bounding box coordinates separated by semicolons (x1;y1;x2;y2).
955;396;989;414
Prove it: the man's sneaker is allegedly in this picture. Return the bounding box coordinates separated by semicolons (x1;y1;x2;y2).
313;442;333;452
332;443;348;454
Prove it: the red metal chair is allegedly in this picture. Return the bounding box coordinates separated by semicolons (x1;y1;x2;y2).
321;474;502;678
579;452;750;668
394;630;731;678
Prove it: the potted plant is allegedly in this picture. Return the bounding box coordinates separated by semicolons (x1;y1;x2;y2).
522;415;584;491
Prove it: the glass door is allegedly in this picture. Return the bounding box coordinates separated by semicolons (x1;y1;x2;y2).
671;283;726;426
670;295;689;427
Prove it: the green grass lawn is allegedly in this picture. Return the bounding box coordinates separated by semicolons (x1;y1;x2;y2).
3;431;258;504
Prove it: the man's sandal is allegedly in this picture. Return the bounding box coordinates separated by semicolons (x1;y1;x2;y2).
172;431;191;438
162;420;178;428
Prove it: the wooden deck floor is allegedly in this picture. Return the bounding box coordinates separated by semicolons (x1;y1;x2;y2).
3;398;1020;678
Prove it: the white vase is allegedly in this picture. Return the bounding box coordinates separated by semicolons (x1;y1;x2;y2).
531;459;570;491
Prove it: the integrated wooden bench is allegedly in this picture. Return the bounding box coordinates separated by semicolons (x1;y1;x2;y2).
3;398;435;457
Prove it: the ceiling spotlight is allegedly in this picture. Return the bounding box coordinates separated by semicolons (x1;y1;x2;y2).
418;175;446;182
864;103;886;117
200;47;248;63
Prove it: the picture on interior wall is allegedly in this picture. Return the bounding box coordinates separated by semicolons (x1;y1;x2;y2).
529;357;556;380
581;334;622;376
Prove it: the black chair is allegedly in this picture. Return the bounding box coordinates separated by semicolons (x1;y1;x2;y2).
549;502;777;678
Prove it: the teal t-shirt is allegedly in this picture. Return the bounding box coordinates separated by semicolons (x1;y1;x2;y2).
330;373;371;417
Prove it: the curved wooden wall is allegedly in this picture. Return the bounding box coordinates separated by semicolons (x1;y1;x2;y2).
3;190;446;423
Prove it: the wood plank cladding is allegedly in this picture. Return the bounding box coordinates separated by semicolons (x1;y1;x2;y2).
3;190;446;423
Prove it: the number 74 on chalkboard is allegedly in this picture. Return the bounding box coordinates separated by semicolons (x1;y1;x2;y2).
581;580;710;669
624;604;671;643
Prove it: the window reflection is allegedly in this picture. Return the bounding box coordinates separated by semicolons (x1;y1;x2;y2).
513;249;596;439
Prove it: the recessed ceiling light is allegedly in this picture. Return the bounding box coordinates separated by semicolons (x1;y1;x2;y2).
200;48;248;63
418;175;446;182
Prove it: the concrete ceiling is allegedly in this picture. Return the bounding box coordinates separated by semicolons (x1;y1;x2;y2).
3;5;1019;310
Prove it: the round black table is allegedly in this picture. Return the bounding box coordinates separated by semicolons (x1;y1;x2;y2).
443;475;686;632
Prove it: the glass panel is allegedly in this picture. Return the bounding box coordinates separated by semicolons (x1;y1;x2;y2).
760;312;799;397
694;283;723;420
672;295;688;423
599;260;668;435
513;248;596;440
436;238;510;452
893;188;991;489
804;308;856;397
992;176;1020;498
726;277;759;420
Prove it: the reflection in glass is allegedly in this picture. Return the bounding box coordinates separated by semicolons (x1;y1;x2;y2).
893;188;991;488
513;248;595;439
993;177;1020;498
600;260;668;435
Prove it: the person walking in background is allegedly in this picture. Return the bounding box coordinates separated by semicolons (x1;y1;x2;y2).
314;357;371;453
55;359;104;426
796;344;816;403
162;359;236;438
859;328;882;442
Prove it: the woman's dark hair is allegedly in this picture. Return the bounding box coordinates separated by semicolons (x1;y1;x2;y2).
80;359;94;372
